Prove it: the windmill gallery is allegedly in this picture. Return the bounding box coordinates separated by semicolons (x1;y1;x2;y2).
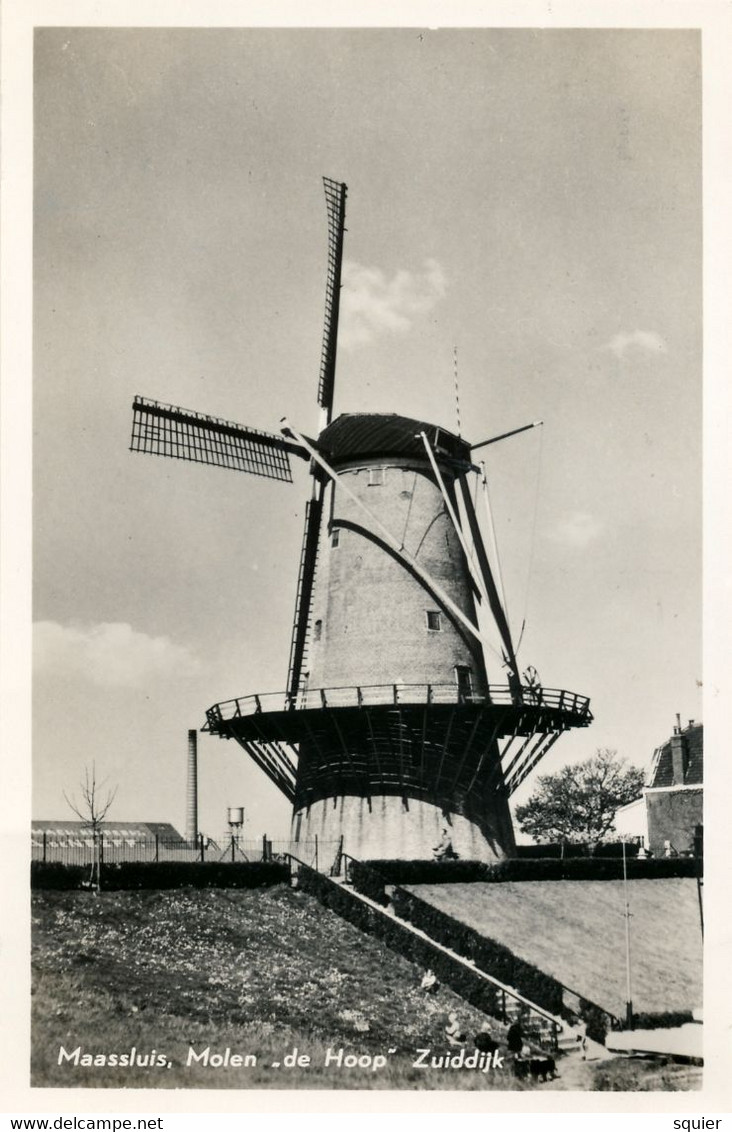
129;178;593;865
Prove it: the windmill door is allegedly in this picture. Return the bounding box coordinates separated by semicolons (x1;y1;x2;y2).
455;665;473;703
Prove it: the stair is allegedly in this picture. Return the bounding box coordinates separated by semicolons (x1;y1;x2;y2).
331;873;568;1053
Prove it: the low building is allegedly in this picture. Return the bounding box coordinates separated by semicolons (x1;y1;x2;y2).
644;718;703;856
31;819;185;863
613;795;649;846
32;819;183;844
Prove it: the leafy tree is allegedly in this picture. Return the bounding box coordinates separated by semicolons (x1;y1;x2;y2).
514;748;645;849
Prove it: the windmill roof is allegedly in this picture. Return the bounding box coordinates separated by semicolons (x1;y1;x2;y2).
318;413;472;466
647;722;703;789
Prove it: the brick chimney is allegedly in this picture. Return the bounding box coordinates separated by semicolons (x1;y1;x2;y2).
670;714;688;785
186;729;199;844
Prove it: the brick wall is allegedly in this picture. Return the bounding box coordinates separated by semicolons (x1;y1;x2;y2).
645;788;702;855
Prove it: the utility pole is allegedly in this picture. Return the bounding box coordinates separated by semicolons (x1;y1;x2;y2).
622;840;634;1029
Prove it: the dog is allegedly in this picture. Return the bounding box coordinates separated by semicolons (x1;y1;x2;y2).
513;1054;556;1082
474;1031;501;1055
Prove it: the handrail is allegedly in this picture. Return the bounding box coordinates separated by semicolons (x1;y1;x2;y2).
206;682;592;725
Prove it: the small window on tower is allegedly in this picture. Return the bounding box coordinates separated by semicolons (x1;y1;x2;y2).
368;467;385;486
331;527;340;547
426;611;442;632
314;620;322;641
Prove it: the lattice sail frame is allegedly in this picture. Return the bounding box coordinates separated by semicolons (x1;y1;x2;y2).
317;178;347;420
130;396;302;482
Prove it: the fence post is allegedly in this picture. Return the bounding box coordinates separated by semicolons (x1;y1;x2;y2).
43;831;47;864
315;834;319;873
199;833;205;863
262;834;267;862
155;834;159;862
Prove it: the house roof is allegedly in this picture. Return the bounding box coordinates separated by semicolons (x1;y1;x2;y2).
647;722;703;789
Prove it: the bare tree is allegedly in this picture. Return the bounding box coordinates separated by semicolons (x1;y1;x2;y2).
64;764;117;893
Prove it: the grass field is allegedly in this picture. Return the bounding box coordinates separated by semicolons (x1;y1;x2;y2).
406;878;703;1017
32;885;526;1091
31;884;699;1092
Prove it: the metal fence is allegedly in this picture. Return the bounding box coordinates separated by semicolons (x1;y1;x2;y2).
31;834;343;873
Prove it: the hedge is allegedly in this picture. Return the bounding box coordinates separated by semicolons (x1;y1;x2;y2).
359;860;488;887
30;862;87;890
348;859;391;906
515;843;641;859
360;856;699;886
31;860;289;890
620;1010;695;1032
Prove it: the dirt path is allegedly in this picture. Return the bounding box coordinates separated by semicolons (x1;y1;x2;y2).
539;1049;599;1090
537;1036;614;1091
537;1044;703;1092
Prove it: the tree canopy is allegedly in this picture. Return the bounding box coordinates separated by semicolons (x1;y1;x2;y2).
514;748;645;848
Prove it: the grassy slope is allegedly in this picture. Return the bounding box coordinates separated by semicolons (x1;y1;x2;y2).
405;879;703;1017
32;885;527;1091
31;884;699;1092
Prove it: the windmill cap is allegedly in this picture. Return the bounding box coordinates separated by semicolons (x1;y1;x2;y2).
318;413;472;465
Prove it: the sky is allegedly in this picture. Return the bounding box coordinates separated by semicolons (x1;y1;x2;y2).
31;27;702;842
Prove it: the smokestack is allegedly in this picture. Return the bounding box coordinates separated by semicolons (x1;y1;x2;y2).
186;729;198;844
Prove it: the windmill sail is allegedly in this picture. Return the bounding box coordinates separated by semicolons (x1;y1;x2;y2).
317;178;347;423
286;492;325;703
130;396;306;482
455;472;521;689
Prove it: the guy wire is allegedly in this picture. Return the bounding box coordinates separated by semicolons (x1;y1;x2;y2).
453;345;462;437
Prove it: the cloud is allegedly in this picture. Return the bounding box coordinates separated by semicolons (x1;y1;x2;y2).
34;621;201;688
551;512;603;549
601;330;668;359
339;258;446;348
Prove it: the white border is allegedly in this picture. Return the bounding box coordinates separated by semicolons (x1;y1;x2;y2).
2;0;731;1118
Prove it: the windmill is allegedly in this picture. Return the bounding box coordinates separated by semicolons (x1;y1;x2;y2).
130;177;592;866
